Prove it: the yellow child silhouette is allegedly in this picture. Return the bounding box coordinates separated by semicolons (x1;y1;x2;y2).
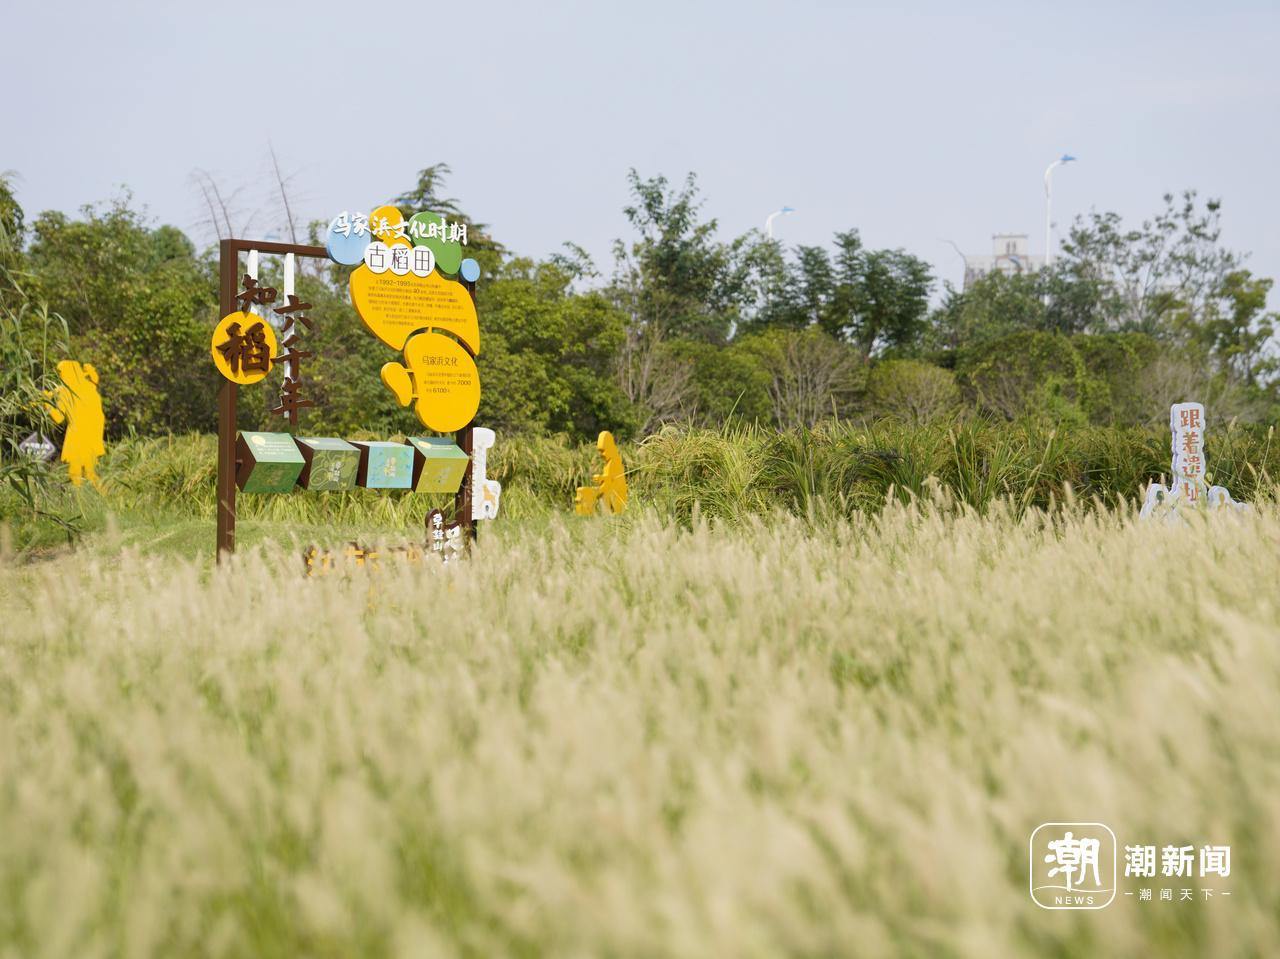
46;361;106;488
575;431;628;515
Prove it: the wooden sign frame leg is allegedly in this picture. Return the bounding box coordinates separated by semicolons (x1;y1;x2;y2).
216;238;327;563
454;423;475;541
217;240;238;562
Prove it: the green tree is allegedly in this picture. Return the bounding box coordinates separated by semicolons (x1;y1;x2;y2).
753;230;934;361
736;327;863;428
0;174;26;308
27;196;217;436
1073;332;1161;425
957;331;1088;424
927;271;1045;357
611;171;767;345
668;339;773;426
478;258;634;439
865;359;962;422
1055;191;1240;336
0;175;21;241
1188;270;1277;386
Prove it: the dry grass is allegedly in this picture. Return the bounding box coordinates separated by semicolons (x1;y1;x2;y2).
2;497;1279;957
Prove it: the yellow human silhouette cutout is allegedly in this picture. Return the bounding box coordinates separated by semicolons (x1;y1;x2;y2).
46;360;106;488
575;431;628;515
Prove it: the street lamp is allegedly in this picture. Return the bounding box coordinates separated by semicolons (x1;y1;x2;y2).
1043;154;1076;267
765;206;795;238
939;238;969;286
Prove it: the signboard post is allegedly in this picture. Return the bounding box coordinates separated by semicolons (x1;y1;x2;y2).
215;236;481;562
1140;401;1247;520
217;239;337;560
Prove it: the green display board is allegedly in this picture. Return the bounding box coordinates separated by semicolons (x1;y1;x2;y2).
408;436;469;493
296;437;361;491
236;432;305;493
354;441;414;490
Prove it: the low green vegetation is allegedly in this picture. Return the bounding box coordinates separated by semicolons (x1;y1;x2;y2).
0;418;1271;549
4;417;1275;560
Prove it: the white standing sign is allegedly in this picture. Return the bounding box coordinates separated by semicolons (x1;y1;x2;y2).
470;427;502;521
1140;402;1245;520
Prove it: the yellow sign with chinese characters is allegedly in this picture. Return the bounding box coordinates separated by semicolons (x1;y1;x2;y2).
46;360;106;488
211;312;277;385
351;261;482;432
368;204;406;242
349;266;480;353
381;332;480;433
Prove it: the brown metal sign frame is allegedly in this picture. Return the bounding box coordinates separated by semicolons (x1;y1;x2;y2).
216;238;477;562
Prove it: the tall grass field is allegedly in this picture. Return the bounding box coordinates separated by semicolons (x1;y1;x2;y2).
2;422;1279;956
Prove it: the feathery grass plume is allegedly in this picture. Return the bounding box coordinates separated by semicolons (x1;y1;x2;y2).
2;499;1279;955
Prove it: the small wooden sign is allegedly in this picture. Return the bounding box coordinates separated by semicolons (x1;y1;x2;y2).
18;433;57;461
408;437;470;493
353;441;414;490
296;437;361;491
236;431;305;493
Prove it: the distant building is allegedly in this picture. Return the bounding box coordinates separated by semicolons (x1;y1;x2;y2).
963;234;1044;289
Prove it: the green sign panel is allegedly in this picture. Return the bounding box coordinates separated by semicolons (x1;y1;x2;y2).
408;436;469;493
408;211;464;275
296;437;361;491
236;432;305;493
354;441;414;490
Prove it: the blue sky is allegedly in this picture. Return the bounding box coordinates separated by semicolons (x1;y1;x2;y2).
5;0;1278;297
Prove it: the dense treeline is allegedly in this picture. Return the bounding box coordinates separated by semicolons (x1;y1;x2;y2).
2;165;1277;449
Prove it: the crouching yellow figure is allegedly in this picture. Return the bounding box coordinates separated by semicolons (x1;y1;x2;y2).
46;360;105;488
575;431;628;515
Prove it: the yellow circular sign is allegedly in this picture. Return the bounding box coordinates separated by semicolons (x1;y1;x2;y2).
368;205;406;242
211;311;277;385
380;331;480;433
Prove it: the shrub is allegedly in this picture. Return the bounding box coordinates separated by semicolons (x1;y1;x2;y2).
957;331;1087;424
865;359;962;422
669;339;773;427
1075;332;1161;424
0;220;76;546
735;328;864;428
